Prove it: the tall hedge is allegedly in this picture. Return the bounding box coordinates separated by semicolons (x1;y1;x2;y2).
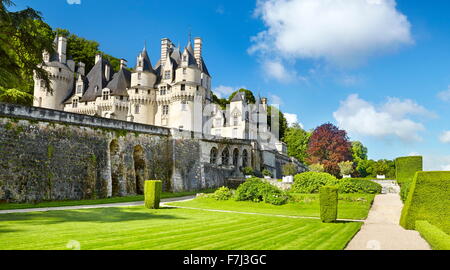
415;220;450;250
399;172;450;234
144;180;162;209
319;186;338;223
395;156;423;201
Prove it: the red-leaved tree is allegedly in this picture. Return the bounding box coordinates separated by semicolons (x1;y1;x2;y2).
306;123;353;176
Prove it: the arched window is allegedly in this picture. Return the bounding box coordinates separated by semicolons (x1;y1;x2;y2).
210;147;218;164
233;149;239;166
221;148;230;165
242;149;248;168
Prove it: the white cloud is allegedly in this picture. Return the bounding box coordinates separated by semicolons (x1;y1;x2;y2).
437;86;450;102
250;0;413;68
440;131;450;144
262;60;298;82
333;94;432;142
284;113;304;128
213;85;245;99
67;0;81;4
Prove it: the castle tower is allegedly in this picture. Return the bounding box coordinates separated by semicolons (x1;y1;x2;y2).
33;35;74;110
128;46;157;125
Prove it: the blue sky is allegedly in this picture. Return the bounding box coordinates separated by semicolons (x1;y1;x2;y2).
11;0;450;170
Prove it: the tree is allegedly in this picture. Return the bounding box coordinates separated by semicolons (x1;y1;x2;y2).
0;0;55;104
212;93;229;109
306;123;353;176
374;160;389;176
309;163;325;173
355;159;375;177
338;161;354;176
351;141;368;161
283;123;311;163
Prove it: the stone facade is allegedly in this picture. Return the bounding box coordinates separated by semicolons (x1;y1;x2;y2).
0;103;303;203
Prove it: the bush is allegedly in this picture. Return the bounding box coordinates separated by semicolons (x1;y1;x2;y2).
309;163;325;173
395;156;423;201
212;187;233;200
144;180;162;209
235;178;288;205
415;220;450;250
338;178;382;194
282;163;297;176
242;167;254;176
400;171;450;234
320;186;338;223
292;172;338;193
338;161;354;176
262;169;272;177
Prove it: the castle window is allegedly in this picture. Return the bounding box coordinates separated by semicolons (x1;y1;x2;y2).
221;148;229;165
138;73;142;80
181;84;185;91
183;55;187;62
135;104;140;114
210;147;218;164
76;85;82;94
160;86;166;95
233;116;239;126
102;89;110;100
164;71;171;80
181;101;187;111
196;85;199;91
147;90;151;95
233;149;239;166
72;98;78;108
162;105;169;115
120;96;124;100
59;68;62;72
135;89;139;94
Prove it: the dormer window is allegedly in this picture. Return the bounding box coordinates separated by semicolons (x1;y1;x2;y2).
183;55;187;62
76;85;82;94
138;73;142;80
160;86;166;95
181;84;185;91
102;89;110;100
164;71;171;80
72;98;78;108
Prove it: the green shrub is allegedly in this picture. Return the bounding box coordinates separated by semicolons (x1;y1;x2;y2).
235;178;288;205
309;163;325;173
212;187;233;200
395;156;422;201
262;169;273;177
338;161;354;176
282;163;297;176
144;180;162;209
320;186;338;223
292;172;338;193
415;220;450;250
400;171;450;234
338;178;382;194
242;167;254;176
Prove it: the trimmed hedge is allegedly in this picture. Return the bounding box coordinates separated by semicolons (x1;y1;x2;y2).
235;178;288;205
319;186;338;223
144;180;162;209
292;172;338;193
338;178;382;194
400;171;450;234
395;156;423;201
415;220;450;250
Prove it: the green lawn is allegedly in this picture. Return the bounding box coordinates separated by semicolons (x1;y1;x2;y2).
168;193;375;220
0;189;215;211
0;206;362;250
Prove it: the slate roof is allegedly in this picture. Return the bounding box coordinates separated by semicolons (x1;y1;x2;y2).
80;58;114;102
106;68;131;96
231;91;245;102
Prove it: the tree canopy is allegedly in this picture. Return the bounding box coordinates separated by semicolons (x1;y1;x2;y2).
228;88;256;104
283;123;311;163
352;141;368;162
306;123;353;176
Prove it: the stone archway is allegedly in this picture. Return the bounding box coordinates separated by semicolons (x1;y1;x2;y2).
109;139;121;197
133;145;146;195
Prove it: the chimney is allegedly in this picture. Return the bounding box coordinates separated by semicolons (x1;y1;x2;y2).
194;37;202;68
95;53;102;64
120;59;127;69
160;38;172;67
77;62;85;76
57;36;67;64
261;97;268;110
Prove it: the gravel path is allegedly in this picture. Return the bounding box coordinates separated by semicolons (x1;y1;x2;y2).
345;193;431;250
0;195;196;214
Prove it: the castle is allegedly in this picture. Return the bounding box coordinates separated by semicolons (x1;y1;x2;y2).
33;36;272;142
